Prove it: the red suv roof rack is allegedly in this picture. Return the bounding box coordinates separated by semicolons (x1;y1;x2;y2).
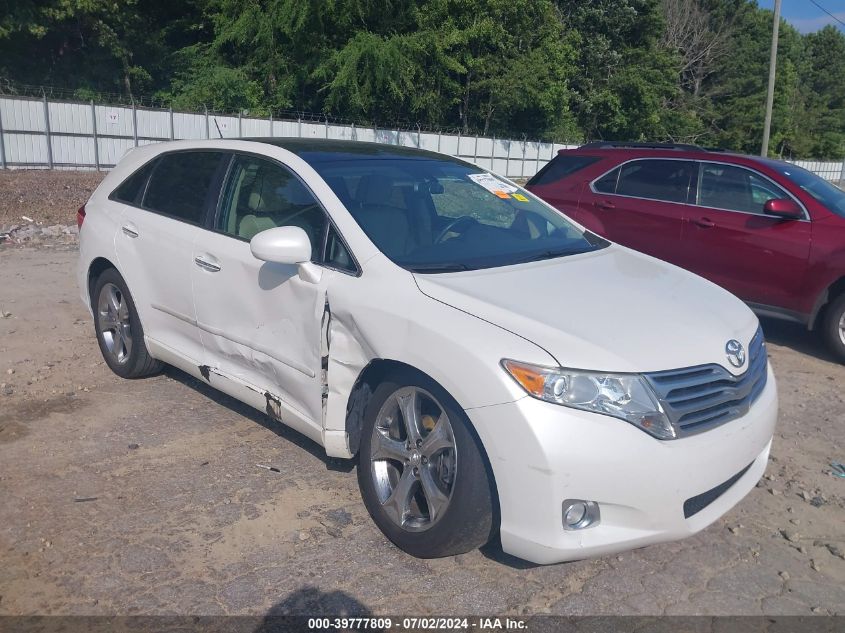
578;141;729;153
579;141;705;151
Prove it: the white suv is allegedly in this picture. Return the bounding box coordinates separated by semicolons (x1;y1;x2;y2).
77;139;778;564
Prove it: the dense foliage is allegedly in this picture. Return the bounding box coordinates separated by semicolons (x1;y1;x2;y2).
1;0;844;157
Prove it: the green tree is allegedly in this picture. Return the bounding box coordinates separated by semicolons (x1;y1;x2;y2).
799;25;845;157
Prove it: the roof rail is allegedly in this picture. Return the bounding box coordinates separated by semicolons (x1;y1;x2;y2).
579;141;706;152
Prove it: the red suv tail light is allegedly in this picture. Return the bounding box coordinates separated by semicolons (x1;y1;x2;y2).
76;204;86;230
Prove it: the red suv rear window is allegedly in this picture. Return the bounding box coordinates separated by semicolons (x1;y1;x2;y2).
528;155;600;187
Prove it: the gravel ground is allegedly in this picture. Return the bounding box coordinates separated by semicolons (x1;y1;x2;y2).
0;242;844;617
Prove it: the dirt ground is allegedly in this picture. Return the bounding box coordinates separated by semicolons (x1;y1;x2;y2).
0;241;843;618
0;170;104;228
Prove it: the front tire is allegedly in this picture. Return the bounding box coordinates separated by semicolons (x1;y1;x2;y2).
357;371;496;558
92;268;163;378
821;293;845;364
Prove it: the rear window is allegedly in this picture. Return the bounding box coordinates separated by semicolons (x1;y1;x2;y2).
598;159;695;204
528;154;600;186
110;160;156;205
143;151;226;223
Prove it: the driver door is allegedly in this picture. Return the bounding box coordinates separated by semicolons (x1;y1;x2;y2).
191;153;331;429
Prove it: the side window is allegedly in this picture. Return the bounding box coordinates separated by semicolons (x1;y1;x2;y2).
218;155;327;259
324;225;356;273
111;160;156;205
593;167;620;194
615;160;695;203
698;163;790;214
143;152;225;223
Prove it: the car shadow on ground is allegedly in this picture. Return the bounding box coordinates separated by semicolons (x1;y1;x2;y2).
163;366;356;473
254;587;378;632
479;536;541;570
758;317;840;365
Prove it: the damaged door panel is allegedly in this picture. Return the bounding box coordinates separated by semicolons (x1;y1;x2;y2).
191;229;329;437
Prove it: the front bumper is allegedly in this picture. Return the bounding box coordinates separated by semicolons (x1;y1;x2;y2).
467;363;778;564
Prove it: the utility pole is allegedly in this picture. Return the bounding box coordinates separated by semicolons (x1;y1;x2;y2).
761;0;782;157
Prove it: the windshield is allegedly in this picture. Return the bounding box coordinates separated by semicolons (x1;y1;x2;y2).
312;157;607;272
768;162;845;217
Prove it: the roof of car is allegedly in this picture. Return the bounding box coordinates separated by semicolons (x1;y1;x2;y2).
247;137;460;164
570;141;779;165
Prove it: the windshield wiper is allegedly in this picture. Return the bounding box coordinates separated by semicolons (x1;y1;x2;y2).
407;262;472;273
513;247;588;264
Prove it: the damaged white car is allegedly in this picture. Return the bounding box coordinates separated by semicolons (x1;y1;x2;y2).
77;139;778;564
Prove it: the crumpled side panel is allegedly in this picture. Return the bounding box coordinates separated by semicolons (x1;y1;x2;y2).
322;301;376;455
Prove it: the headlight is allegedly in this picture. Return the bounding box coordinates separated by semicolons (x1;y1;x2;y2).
501;359;675;440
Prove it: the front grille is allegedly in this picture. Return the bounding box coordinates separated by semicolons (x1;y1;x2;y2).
683;462;753;519
644;328;767;437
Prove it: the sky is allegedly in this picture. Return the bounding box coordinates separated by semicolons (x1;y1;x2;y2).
757;0;845;33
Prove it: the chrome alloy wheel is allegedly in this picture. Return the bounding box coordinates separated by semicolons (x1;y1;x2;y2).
369;386;457;532
839;311;845;346
97;282;133;364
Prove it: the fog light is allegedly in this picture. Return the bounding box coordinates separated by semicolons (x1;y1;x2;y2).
562;499;600;530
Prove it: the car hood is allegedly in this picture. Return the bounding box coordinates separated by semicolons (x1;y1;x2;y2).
413;245;759;375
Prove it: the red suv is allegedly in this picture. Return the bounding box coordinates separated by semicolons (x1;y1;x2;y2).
526;142;845;362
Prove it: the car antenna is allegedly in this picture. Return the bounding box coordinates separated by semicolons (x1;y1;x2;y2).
213;117;223;139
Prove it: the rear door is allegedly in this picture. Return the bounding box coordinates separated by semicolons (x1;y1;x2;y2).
526;153;602;222
682;161;812;310
582;158;696;265
114;150;228;364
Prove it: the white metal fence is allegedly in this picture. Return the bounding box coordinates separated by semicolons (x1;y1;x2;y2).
0;95;574;178
0;94;843;183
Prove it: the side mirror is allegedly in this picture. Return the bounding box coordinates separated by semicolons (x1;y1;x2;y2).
763;198;803;220
250;226;311;265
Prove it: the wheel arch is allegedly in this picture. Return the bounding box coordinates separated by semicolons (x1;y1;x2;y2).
87;256;120;307
809;275;845;330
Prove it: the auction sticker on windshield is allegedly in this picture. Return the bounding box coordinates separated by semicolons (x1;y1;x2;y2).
467;173;518;199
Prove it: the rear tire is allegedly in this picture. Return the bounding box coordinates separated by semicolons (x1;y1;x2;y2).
92;268;163;378
821;293;845;364
357;370;497;558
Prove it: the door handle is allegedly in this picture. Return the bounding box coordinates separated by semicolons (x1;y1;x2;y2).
121;224;139;238
693;217;715;229
194;255;221;273
596;200;616;210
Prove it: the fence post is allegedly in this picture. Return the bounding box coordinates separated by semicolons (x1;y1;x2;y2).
238;111;242;138
492;135;496;171
169;107;174;140
417;124;421;148
504;138;510;177
91;100;100;171
297;116;301;138
0;101;6;169
269;112;274;137
840;159;845;188
205;106;209;139
324;116;329;139
535;140;541;175
437;130;441;153
131;100;138;147
522;138;527;179
43;94;53;169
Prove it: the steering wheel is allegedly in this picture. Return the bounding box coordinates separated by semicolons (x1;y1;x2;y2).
434;215;478;244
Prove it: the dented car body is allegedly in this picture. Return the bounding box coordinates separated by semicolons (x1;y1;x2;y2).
77;139;778;564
